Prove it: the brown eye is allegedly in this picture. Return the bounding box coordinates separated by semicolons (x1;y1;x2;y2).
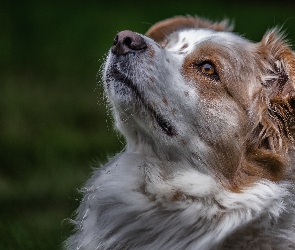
197;61;219;80
201;63;215;75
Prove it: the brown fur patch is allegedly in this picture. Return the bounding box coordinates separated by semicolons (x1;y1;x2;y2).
230;146;288;192
229;30;295;190
146;16;233;42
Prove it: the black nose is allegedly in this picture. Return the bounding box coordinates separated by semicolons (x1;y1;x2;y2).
111;30;147;55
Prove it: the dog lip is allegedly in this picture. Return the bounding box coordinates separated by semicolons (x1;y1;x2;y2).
109;68;176;136
153;113;176;136
111;67;142;99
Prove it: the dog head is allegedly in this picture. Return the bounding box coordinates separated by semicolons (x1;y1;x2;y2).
103;16;295;190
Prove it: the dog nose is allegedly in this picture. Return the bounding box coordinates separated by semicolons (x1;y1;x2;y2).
112;30;147;55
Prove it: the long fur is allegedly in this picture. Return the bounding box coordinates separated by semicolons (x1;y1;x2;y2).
66;16;295;249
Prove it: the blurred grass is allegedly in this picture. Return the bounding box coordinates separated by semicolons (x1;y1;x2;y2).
1;0;295;249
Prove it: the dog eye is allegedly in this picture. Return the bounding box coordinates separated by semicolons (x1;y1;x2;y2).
200;62;216;76
201;63;215;75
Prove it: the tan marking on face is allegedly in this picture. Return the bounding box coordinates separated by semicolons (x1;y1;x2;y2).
182;43;226;100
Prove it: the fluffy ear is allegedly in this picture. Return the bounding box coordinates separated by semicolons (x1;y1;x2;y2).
256;29;295;152
232;30;295;187
145;16;233;42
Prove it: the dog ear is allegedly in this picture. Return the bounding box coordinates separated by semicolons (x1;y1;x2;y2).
145;16;233;43
256;29;295;152
232;30;295;187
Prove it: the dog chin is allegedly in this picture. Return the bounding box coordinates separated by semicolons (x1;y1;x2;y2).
105;59;176;138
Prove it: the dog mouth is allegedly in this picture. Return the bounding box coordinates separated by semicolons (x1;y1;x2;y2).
109;68;176;136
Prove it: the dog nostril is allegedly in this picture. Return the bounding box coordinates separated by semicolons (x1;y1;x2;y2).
123;37;132;47
111;30;147;55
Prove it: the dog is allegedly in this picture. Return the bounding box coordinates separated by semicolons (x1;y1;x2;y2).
66;16;295;249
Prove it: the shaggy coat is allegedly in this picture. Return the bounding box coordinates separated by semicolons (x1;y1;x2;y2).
66;16;295;249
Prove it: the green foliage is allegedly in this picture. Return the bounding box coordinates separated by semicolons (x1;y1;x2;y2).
1;0;294;248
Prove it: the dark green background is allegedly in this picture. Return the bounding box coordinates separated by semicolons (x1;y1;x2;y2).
1;0;295;249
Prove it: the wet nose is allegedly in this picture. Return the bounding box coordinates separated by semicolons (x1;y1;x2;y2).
111;30;147;55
